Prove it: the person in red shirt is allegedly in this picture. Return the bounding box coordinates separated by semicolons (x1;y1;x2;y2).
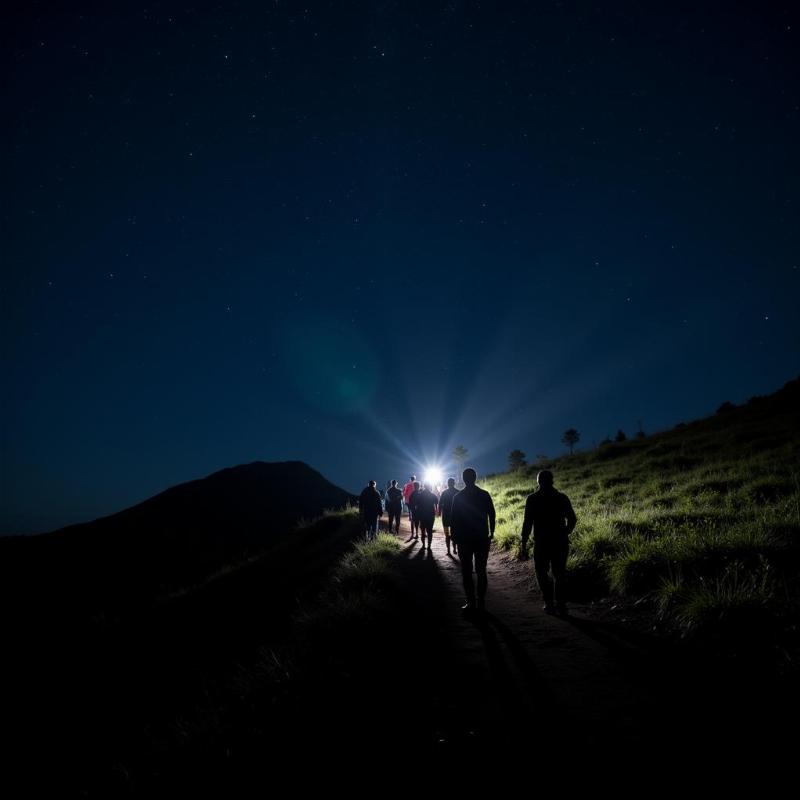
402;475;418;539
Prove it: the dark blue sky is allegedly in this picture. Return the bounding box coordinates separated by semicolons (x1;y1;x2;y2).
2;1;798;533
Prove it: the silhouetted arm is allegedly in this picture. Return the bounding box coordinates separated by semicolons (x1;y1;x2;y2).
564;496;577;536
487;492;496;538
520;495;534;547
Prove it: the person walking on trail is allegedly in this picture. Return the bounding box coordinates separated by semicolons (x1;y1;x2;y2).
359;479;383;542
450;468;496;614
438;476;460;556
414;482;439;551
403;475;419;539
402;475;418;538
520;469;577;615
407;480;422;540
385;479;403;534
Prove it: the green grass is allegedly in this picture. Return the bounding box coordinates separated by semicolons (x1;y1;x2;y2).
656;559;778;631
329;533;402;594
296;532;403;634
483;379;800;639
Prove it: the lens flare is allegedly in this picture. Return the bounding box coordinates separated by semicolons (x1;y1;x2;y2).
423;466;444;487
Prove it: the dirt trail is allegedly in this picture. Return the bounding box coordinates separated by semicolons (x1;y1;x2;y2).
384;515;786;767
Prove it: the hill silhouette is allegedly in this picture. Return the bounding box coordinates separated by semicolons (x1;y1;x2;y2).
0;460;355;615
2;463;360;794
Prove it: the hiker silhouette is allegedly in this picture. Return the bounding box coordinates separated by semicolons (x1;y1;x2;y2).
450;467;496;613
358;479;383;541
385;479;403;534
438;477;460;556
403;476;418;537
413;482;439;551
520;469;577;614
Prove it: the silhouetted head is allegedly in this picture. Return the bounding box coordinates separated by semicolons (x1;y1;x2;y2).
462;468;477;486
447;477;456;488
410;475;416;481
537;470;554;488
413;481;420;490
423;482;431;491
369;479;376;487
390;479;397;487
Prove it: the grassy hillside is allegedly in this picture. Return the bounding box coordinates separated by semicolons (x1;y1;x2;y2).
485;378;800;651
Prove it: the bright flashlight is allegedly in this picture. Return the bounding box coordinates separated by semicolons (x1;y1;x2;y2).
423;466;444;487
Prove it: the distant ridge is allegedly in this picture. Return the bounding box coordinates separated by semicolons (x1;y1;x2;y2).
0;461;356;612
47;460;354;544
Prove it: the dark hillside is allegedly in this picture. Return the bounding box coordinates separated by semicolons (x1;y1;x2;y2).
0;461;355;615
4;508;365;794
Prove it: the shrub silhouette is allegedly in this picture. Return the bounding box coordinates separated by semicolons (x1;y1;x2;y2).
452;445;469;484
562;428;580;455
508;449;526;470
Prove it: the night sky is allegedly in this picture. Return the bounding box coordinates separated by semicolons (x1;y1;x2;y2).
3;1;798;533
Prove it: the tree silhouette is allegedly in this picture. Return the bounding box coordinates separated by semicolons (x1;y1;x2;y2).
508;449;526;470
615;429;627;442
561;428;580;455
452;444;469;485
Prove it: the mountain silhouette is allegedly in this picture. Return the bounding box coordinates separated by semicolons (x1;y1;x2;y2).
1;460;355;614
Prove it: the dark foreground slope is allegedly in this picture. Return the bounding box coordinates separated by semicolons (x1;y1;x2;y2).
1;462;358;792
0;461;354;615
35;518;797;796
4;509;365;795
